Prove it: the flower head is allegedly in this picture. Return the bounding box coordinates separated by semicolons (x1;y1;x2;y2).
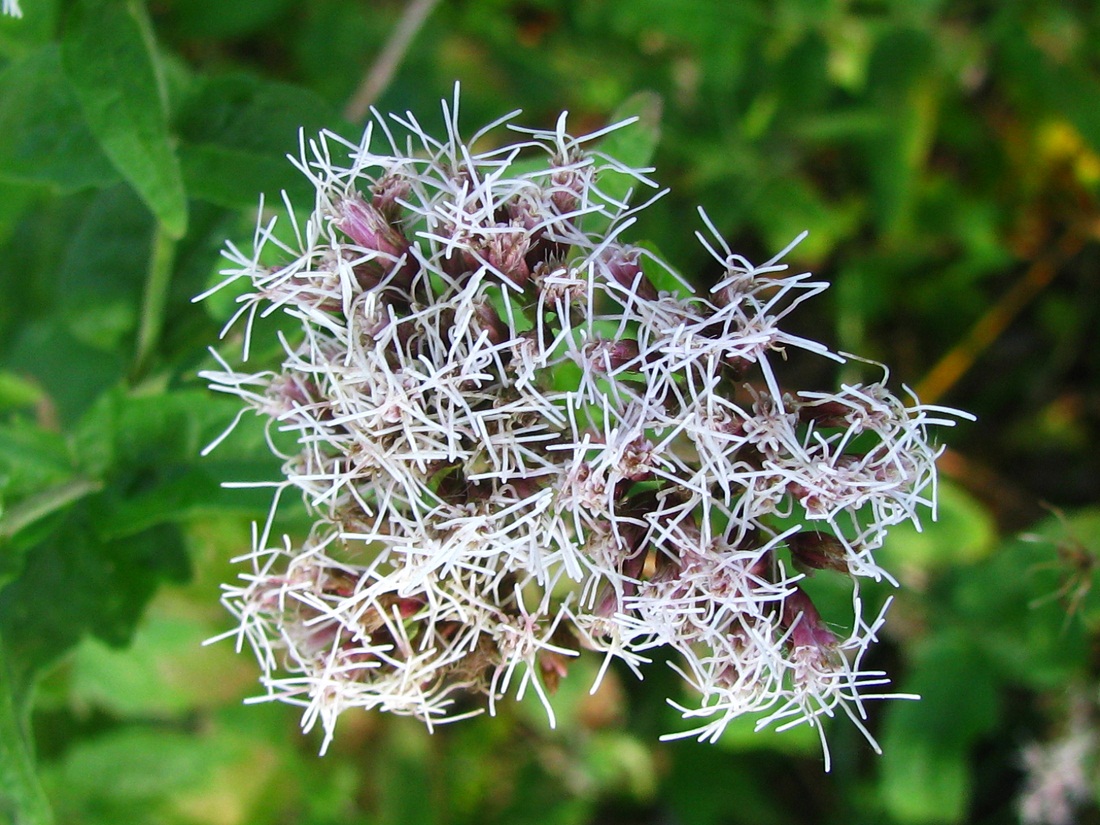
199;89;968;762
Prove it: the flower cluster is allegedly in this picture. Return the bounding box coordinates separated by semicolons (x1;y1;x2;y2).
199;90;965;764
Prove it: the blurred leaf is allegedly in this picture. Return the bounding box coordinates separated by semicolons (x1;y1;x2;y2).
0;638;53;825
72;387;280;539
62;0;188;237
586;91;663;237
862;28;939;237
177;73;343;209
70;611;251;717
663;742;789;825
55;186;153;351
948;522;1091;690
878;481;997;572
0;0;59;58
583;731;657;800
0;477;102;560
999;26;1100;159
0;373;43;411
159;0;293;40
0;46;119;191
43;726;282;825
0;421;79;572
0;516;189;700
3;321;126;426
0;422;72;504
750;175;861;261
376;724;439;825
879;632;1000;824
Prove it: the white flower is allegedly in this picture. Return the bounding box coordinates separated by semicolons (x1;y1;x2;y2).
199;87;970;764
2;0;22;19
1019;726;1096;825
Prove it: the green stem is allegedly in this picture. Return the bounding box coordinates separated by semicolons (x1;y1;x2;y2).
0;639;53;825
0;478;103;543
132;222;177;383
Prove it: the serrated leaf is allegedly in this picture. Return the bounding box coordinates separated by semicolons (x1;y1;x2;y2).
0;46;119;191
0;515;189;700
62;0;187;237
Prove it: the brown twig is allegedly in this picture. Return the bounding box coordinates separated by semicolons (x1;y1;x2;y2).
343;0;443;123
915;224;1089;404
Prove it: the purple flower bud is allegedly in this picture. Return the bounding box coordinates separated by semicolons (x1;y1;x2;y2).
619;434;655;481
787;531;850;575
600;246;657;302
475;224;532;287
336;193;420;293
780;588;837;652
473;299;509;346
584;338;642;372
798;400;856;428
370;173;411;222
336;193;410;260
549;167;584;216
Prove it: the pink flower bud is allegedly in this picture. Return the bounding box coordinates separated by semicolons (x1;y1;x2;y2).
336;193;410;260
780;588;837;652
787;531;850;575
600;246;657;302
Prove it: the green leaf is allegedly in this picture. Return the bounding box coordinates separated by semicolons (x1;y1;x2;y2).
72;387;280;539
160;0;293;39
0;637;53;825
0;422;73;503
586;91;663;236
862;28;939;237
878;480;997;571
0;477;102;556
56;186;153;352
998;26;1100;158
663;741;789;825
177;73;343;209
0;516;189;701
0;46;119;191
948;521;1091;690
61;0;188;237
41;725;284;825
69;612;252;717
878;633;1000;824
0;0;59;59
3;320;127;426
0;373;43;411
376;724;440;825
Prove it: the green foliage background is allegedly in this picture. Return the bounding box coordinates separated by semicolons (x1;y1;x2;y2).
2;1;1100;823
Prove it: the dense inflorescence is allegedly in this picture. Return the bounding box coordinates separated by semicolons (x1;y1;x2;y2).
199;90;964;764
